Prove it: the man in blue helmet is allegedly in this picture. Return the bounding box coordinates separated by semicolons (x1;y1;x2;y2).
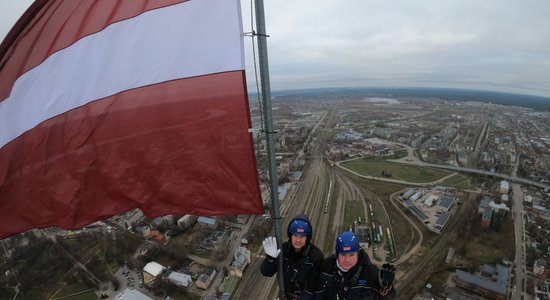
261;214;324;299
312;230;396;300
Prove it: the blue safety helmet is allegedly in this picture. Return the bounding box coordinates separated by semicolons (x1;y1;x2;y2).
288;219;312;237
286;215;314;247
335;231;360;254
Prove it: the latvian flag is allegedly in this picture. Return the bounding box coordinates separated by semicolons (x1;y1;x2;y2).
0;0;263;239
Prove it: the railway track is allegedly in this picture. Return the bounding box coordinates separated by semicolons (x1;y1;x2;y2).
234;108;400;299
234;110;340;299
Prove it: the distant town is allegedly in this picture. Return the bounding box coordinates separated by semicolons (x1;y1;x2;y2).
1;89;549;300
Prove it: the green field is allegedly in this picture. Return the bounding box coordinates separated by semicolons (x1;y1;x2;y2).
344;200;365;227
341;157;452;183
441;173;472;189
53;284;93;298
53;290;97;300
394;149;408;159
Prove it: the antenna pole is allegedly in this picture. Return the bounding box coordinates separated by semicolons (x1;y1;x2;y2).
254;0;285;298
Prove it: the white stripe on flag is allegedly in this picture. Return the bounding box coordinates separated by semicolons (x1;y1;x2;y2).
0;0;245;149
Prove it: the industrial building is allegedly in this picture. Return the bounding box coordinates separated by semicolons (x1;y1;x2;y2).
168;271;192;287
114;289;153;300
434;212;451;233
452;264;510;300
143;261;166;284
440;193;455;212
177;215;198;230
410;205;429;223
355;227;371;248
423;194;438;207
402;189;416;199
197;216;218;228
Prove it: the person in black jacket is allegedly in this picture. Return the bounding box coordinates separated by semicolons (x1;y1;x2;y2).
261;214;324;299
313;230;396;300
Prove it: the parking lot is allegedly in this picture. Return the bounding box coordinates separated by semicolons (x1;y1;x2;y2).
115;265;144;293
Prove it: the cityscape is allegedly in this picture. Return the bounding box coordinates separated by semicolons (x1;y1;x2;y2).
1;0;550;299
1;88;549;300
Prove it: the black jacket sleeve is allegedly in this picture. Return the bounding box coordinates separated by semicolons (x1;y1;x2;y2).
260;254;278;277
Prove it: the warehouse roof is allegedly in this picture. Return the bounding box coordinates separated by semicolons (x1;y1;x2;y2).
143;261;165;277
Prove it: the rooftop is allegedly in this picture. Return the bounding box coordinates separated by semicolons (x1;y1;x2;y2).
114;289;153;300
440;194;455;209
455;264;510;295
436;212;451;227
143;261;165;277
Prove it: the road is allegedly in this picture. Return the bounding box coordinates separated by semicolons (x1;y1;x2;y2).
366;154;549;190
418;162;549;189
511;182;526;300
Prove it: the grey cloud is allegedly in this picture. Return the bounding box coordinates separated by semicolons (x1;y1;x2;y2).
243;0;550;97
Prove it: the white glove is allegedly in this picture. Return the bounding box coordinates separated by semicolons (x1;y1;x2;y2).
262;236;281;258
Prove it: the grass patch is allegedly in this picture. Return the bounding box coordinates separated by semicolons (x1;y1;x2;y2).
53;283;91;297
369;199;387;229
457;197;515;267
58;292;97;300
345;200;365;227
355;178;406;199
341;158;451;183
169;228;214;253
441;174;472;189
463;222;515;266
0;288;15;300
425;270;451;296
388;207;418;258
18;288;55;300
464;237;505;265
85;255;112;282
107;261;118;274
395;149;408;159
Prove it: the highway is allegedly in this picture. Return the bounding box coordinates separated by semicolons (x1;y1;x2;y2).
409;161;549;189
345;152;549;190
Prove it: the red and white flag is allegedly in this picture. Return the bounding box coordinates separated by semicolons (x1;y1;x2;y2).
0;0;263;239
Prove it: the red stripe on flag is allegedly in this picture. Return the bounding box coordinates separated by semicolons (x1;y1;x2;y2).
0;71;262;238
0;0;189;101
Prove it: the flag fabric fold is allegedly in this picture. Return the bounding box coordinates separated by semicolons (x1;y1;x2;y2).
0;0;263;239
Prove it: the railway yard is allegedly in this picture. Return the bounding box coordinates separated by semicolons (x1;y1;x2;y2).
232;109;477;300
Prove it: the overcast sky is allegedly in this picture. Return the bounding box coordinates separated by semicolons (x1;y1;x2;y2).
3;1;550;98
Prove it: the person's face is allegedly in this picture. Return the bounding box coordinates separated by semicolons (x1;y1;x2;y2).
337;252;359;270
291;234;307;250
